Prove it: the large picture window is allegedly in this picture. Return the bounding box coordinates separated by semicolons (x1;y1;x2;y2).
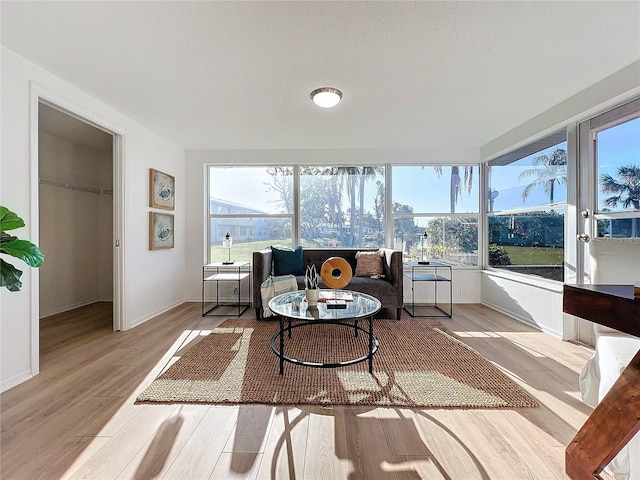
208;165;387;262
391;166;479;266
299;166;385;248
208;166;293;263
487;131;567;281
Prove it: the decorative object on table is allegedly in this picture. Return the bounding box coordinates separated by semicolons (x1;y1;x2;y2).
320;256;352;289
304;264;319;306
0;206;45;292
149;212;174;250
136;317;540;409
418;230;430;264
149;168;175;210
222;232;233;264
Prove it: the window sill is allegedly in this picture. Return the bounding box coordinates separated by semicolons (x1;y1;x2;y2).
482;267;564;293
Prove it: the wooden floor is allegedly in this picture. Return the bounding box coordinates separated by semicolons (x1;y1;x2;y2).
0;302;595;480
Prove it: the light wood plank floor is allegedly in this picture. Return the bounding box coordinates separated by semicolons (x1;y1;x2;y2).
1;302;595;480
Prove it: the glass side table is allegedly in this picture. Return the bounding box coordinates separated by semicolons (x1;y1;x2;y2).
201;261;250;317
403;261;452;318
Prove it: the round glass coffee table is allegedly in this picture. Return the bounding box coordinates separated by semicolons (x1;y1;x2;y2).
268;290;381;374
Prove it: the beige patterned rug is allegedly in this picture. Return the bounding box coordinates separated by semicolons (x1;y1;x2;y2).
136;318;538;409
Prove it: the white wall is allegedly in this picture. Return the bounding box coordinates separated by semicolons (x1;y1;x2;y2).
0;47;186;392
184;147;482;304
403;268;482;309
479;61;640;339
481;270;567;339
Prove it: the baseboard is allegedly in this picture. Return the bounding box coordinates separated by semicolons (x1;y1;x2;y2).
39;298;102;319
127;299;185;329
1;369;33;393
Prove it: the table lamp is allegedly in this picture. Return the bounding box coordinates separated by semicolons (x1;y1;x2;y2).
222;232;233;264
418;231;429;264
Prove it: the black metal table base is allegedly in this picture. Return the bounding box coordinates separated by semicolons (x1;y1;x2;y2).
403;304;452;318
202;303;249;317
270;317;379;375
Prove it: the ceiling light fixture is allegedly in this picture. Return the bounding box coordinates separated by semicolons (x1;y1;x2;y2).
310;87;342;108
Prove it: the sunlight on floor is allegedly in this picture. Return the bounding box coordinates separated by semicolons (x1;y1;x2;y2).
60;328;217;479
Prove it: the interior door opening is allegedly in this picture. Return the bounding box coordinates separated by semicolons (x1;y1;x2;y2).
37;101;121;360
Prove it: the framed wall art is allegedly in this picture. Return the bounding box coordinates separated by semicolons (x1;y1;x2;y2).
149;168;175;210
149;212;175;250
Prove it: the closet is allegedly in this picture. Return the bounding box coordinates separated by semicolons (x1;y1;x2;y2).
38;103;114;320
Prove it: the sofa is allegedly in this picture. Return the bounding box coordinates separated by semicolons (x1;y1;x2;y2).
252;247;403;320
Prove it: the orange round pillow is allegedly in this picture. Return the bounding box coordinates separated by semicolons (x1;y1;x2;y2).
320;257;352;289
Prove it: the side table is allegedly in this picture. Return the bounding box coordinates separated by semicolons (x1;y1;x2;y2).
403;261;452;318
202;261;250;317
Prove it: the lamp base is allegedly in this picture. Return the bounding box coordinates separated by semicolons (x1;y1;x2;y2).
222;261;234;265
418;261;430;265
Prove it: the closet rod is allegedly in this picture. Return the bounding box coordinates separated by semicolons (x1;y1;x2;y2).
39;179;112;195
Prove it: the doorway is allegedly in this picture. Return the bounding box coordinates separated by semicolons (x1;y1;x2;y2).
574;98;640;345
37;101;121;344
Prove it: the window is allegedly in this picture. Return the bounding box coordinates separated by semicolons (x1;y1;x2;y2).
208;166;293;262
594;114;640;238
208;164;481;265
207;165;386;262
299;166;385;248
391;166;479;266
487;130;567;281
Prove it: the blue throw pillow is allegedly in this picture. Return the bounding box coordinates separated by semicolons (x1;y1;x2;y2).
272;246;304;276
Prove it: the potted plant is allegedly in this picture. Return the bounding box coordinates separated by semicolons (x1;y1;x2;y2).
1;206;45;292
304;264;319;306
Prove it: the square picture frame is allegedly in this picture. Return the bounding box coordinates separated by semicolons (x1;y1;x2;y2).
149;212;175;250
149;168;175;210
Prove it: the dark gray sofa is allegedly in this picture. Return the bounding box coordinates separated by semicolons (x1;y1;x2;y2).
252;247;403;320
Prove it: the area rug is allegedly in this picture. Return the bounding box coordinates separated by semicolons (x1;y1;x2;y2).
136;318;538;409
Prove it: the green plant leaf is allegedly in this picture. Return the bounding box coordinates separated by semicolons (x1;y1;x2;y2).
1;258;23;292
1;239;45;267
0;207;26;232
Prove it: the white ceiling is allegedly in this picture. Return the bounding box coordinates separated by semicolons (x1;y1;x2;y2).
2;1;639;151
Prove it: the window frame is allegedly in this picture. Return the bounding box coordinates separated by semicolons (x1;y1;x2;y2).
484;130;568;282
207;163;482;268
588;99;640;238
207;165;296;263
390;164;480;267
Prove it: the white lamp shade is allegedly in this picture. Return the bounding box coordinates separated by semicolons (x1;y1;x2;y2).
310;87;342;108
222;234;232;248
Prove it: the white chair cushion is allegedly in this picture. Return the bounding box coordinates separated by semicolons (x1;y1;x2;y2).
579;333;640;480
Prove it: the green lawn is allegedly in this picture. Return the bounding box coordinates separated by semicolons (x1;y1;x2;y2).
210;238;354;263
210;239;288;263
210;240;564;266
501;245;564;265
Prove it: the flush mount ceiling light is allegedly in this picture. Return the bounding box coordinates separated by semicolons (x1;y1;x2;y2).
310;87;342;108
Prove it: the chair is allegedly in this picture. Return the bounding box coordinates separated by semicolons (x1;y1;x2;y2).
578;239;640;480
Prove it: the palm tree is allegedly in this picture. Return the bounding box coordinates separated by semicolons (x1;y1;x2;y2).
518;148;567;204
357;166;385;242
433;166;474;213
600;164;640;237
332;166;384;246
